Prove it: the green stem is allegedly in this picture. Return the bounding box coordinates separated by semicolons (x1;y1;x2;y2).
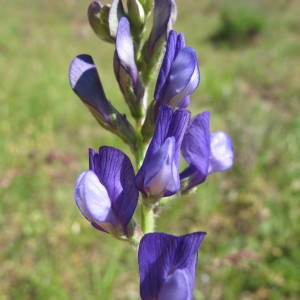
135;121;145;170
133;86;157;234
141;203;155;233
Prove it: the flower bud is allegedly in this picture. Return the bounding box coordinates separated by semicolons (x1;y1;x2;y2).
88;1;114;43
69;54;138;150
138;0;154;17
108;0;126;39
127;0;145;40
114;17;145;119
141;0;177;82
154;30;200;109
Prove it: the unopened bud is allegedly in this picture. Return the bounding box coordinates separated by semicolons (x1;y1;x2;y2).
138;0;154;17
108;0;126;39
88;2;114;43
127;0;145;40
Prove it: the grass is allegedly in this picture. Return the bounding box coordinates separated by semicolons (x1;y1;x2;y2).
1;0;299;299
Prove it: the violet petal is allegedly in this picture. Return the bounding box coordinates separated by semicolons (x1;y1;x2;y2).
69;54;110;119
135;105;189;198
115;17;138;88
162;47;200;108
208;131;234;174
138;232;206;300
158;269;191;300
143;137;180;197
74;170;120;231
181;111;210;181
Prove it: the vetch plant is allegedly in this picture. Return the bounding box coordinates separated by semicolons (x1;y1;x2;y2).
69;0;234;298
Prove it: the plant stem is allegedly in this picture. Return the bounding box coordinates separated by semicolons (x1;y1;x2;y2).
134;86;156;234
141;203;155;233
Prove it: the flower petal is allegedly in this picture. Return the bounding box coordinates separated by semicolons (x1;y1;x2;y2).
143;104;173;160
135;105;173;195
69;54;110;119
178;95;190;109
167;108;191;166
144;137;179;197
163;46;200;108
138;232;206;300
115;17;138;88
158;269;191;300
208;131;234;174
74;170;119;231
108;0;125;38
154;30;184;102
181;111;210;183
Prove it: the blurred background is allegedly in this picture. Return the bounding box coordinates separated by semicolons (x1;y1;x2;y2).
1;0;299;299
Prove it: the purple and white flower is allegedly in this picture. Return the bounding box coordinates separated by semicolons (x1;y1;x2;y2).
74;146;139;237
135;104;190;199
154;30;200;109
180;111;234;191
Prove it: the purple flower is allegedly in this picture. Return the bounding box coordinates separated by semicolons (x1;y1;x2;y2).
74;146;139;237
69;54;137;148
180;111;234;192
135;105;190;200
114;17;144;118
154;30;200;109
138;232;206;300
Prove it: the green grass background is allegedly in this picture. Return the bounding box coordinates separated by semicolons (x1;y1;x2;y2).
1;0;299;299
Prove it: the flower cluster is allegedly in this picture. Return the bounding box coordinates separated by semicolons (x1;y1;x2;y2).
69;0;234;298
